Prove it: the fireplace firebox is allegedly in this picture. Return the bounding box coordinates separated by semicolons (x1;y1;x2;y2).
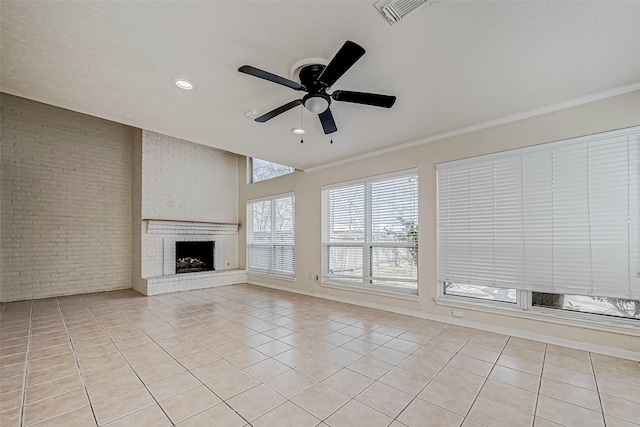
175;241;214;274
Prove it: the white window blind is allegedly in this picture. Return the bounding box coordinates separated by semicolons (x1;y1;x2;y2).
437;127;640;300
322;171;418;292
247;194;295;276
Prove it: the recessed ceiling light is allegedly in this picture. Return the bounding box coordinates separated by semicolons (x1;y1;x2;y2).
172;78;196;90
291;128;305;135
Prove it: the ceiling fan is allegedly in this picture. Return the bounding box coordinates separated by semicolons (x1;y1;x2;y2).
238;41;396;135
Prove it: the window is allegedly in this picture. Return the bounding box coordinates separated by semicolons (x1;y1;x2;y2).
251;158;295;183
532;293;640;320
437;126;640;322
322;171;418;293
247;194;295;276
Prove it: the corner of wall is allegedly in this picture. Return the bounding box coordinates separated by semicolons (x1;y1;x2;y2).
131;129;144;293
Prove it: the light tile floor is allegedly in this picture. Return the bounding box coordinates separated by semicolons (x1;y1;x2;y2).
1;284;639;427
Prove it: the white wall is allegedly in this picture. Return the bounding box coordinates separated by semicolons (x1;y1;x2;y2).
0;94;133;302
238;90;640;354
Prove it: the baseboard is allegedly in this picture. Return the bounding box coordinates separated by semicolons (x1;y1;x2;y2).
0;285;133;303
247;280;640;362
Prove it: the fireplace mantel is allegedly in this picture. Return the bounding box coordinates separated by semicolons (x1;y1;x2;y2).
144;219;239;235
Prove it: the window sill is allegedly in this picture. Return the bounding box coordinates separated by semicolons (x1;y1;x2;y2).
435;296;640;337
247;271;296;283
321;281;419;302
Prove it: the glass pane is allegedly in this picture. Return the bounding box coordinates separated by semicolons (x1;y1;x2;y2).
275;196;294;244
532;293;640;320
327;246;363;281
444;282;517;303
371;247;417;280
371;175;418;243
250;200;271;243
327;185;365;242
252;158;295;183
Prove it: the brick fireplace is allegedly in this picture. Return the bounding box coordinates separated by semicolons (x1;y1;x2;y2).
132;130;247;296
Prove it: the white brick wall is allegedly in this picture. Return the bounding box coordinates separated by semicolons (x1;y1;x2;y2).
141;130;238;222
144;269;247;296
0;94;133;302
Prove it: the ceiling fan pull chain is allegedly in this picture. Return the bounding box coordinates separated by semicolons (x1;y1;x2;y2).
330;133;333;144
300;106;304;143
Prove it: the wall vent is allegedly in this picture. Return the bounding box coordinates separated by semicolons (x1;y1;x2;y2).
374;0;433;24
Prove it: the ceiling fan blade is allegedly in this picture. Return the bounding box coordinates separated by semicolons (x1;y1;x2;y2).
332;90;396;108
317;41;366;87
255;100;303;123
238;65;304;91
318;108;337;134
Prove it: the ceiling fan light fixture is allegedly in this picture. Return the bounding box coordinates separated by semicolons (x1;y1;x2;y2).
172;78;196;90
291;128;305;135
303;95;329;114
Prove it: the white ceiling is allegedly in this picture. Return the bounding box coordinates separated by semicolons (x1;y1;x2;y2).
2;1;639;170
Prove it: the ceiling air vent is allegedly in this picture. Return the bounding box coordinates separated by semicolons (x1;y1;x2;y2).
374;0;433;24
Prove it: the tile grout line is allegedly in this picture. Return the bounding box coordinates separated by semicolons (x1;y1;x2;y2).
589;351;608;427
530;342;547;427
18;301;33;427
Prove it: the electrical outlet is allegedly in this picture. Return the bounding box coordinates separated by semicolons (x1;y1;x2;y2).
452;309;464;318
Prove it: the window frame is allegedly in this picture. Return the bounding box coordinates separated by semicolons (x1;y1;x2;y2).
246;192;295;278
321;169;419;296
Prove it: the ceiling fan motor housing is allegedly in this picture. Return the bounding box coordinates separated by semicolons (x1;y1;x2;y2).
300;64;331;113
298;64;328;92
